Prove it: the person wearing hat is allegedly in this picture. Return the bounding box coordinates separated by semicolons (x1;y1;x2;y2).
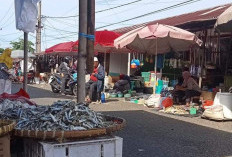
86;57;105;103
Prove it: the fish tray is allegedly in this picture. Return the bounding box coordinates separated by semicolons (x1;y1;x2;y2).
0;119;16;137
13;116;126;140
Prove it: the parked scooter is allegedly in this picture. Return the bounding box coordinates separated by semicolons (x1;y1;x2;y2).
49;72;78;96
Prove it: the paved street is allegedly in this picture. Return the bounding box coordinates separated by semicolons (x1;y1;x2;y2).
12;83;232;157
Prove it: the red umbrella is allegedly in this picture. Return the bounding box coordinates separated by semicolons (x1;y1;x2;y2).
72;30;129;53
95;30;121;47
45;41;77;54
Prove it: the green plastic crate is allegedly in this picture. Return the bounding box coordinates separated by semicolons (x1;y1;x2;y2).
190;108;197;115
141;72;150;77
143;77;150;82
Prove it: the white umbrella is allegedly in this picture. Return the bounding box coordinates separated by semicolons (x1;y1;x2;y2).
215;5;232;32
114;23;202;92
11;50;36;59
114;23;202;54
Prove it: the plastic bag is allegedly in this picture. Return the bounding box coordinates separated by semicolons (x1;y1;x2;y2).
202;105;224;120
162;97;173;108
145;94;161;107
203;100;214;109
15;0;41;33
0;88;36;106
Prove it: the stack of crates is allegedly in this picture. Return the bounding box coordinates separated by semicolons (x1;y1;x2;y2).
141;72;151;82
23;136;123;157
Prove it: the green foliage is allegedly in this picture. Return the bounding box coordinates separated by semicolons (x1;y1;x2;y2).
0;48;4;54
10;38;35;53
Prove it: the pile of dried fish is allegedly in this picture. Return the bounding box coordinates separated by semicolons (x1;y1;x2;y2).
0;100;114;131
0;99;35;119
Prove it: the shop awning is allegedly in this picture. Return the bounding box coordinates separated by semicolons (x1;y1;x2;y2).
45;41;77;54
215;5;232;32
114;4;231;34
45;30;129;55
11;50;36;59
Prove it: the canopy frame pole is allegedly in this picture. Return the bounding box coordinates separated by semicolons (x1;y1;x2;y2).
154;38;158;94
23;32;28;92
127;53;131;76
104;51;106;72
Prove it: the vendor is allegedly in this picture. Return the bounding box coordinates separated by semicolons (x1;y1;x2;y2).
179;71;201;106
85;57;105;103
113;74;130;93
173;76;185;104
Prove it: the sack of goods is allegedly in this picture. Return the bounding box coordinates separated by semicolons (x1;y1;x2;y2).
202;92;232;120
145;94;161;107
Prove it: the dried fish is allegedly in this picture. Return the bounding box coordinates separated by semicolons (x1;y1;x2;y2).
0;100;114;131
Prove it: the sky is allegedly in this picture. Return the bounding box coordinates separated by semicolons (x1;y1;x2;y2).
0;0;231;51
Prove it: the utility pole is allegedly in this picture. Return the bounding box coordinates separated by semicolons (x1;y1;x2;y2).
23;32;28;92
77;0;88;102
86;0;95;74
36;1;42;54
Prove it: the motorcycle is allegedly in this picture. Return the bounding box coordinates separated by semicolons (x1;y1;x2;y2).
49;72;78;96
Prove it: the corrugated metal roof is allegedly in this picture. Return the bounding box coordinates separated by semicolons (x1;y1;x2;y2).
114;3;231;34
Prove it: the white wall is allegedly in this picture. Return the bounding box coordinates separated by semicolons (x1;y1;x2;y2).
109;53;128;75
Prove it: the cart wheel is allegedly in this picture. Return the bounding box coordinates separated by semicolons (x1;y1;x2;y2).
51;85;60;93
72;84;77;96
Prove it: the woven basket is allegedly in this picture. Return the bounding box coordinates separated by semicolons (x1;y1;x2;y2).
0;119;16;137
105;115;126;134
13;116;126;140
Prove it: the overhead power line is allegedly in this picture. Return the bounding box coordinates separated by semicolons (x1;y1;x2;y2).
43;0;143;19
0;2;13;25
97;0;142;13
96;0;202;29
45;19;73;41
0;32;21;36
43;23;78;34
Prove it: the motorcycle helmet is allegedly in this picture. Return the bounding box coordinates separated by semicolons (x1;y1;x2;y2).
64;56;71;64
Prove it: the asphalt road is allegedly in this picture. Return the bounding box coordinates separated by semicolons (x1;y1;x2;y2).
12;84;232;157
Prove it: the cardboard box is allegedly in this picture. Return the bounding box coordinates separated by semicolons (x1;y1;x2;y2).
201;91;216;101
110;76;119;83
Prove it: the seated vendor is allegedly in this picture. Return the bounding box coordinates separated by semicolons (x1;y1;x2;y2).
113;74;130;93
85;57;105;103
173;77;185;104
177;71;201;106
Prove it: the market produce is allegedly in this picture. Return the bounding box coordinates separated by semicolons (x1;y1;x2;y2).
0;100;114;131
160;106;189;115
0;99;35;119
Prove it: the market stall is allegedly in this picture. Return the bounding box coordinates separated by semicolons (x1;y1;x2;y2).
10;50;37;83
113;23;200;99
98;23;229;117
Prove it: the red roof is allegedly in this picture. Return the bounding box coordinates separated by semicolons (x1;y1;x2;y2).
114;3;231;34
